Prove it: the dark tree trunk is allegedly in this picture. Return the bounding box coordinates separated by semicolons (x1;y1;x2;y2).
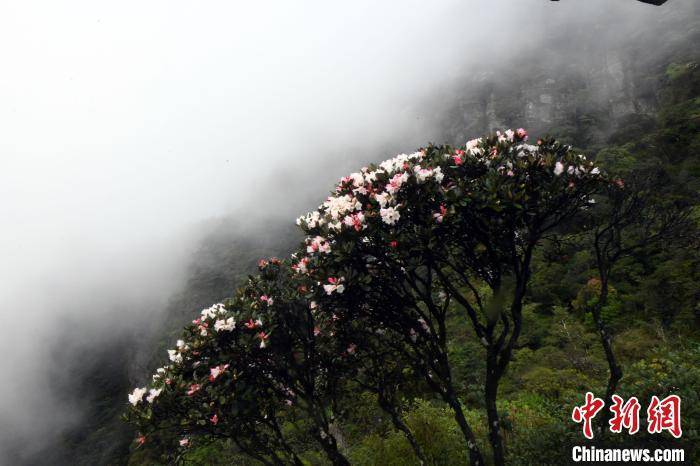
317;436;351;466
379;396;428;465
485;349;506;466
592;277;623;436
445;389;485;466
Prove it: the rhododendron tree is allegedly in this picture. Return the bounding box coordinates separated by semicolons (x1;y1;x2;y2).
127;261;352;465
296;130;605;465
127;301;302;465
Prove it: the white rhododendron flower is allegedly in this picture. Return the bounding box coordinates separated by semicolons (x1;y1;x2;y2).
297;210;323;228
128;387;147;406
380;206;401;225
214;317;235;332
168;349;183;363
466;138;482;154
554;161;564;176
374;192;392;208
323;194;361;220
348;172;364;187
146;388;162;403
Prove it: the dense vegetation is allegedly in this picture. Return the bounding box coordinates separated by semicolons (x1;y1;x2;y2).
124;57;699;465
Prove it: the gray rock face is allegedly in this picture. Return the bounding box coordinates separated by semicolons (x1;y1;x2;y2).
437;1;698;148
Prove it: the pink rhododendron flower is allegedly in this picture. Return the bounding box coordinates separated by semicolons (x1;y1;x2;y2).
433;204;447;223
418;318;430;333
323;277;345;295
210;414;219;425
209;364;229;382
516;128;528;139
307;236;331;254
179;438;189;447
260;295;274;305
386;173;408;195
292;257;309;274
343;212;366;231
258;331;269;348
245;318;261;329
187;384;201;396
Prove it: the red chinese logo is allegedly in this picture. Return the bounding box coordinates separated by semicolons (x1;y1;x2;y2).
572;392;605;439
572;393;682;438
647;395;682;438
609;395;641;434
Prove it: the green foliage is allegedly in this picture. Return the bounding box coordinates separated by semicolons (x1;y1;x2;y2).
617;344;700;462
350;401;471;466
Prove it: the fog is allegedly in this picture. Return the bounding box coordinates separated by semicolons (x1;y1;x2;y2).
0;0;682;463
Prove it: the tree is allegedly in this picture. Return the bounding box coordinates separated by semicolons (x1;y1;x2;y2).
585;168;696;436
126;259;352;465
296;130;605;466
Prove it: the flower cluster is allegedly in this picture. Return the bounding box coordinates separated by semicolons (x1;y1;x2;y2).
293;129;602;292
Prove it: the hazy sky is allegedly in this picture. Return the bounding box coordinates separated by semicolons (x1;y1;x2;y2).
0;0;678;461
